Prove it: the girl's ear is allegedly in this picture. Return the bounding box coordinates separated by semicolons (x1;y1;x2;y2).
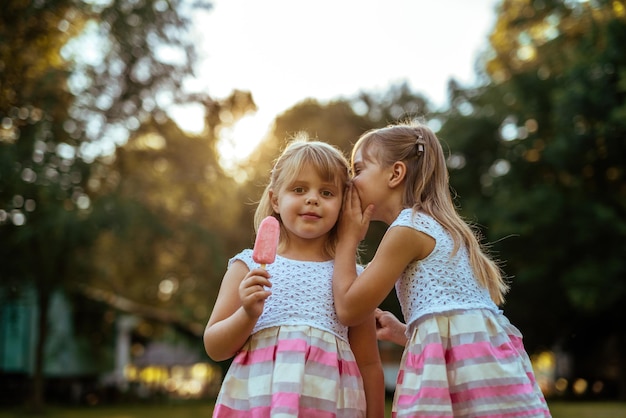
270;189;280;213
388;161;407;188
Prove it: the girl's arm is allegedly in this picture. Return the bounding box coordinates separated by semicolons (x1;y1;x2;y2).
333;187;432;326
348;312;385;418
203;261;272;361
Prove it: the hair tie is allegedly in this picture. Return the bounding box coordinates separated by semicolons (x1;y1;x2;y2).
415;132;425;157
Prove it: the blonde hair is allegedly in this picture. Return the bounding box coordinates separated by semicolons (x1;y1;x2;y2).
352;121;509;305
254;132;350;259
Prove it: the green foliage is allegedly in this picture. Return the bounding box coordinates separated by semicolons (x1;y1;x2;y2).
437;0;626;394
0;0;220;408
88;110;255;332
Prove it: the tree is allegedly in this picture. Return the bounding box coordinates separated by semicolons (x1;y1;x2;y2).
0;0;213;409
87;90;257;342
1;0;94;409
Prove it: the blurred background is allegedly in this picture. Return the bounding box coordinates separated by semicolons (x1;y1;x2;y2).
1;0;625;415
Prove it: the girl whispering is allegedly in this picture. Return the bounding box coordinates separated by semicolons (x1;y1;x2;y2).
332;122;551;417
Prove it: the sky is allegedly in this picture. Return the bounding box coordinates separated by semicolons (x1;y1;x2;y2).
172;0;501;167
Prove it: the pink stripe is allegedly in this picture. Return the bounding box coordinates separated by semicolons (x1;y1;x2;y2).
233;339;361;376
338;358;362;376
392;404;548;418
451;383;535;403
233;338;308;365
509;335;524;349
399;386;451;403
396;382;538;404
307;344;342;365
270;392;348;417
397;369;405;384
213;403;343;417
213;405;287;418
276;338;308;352
395;385;550;418
447;341;520;363
271;391;300;408
394;397;454;418
405;336;526;369
212;404;268;418
306;345;361;376
298;407;341;418
405;343;445;368
527;371;539;385
233;345;275;365
475;408;550;418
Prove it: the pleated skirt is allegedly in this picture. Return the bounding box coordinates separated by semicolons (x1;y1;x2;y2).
392;309;551;418
212;325;366;418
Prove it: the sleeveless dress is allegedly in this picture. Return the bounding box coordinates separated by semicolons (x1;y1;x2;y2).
212;250;366;418
391;209;551;417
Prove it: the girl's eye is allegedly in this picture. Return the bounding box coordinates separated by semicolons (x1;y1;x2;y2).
293;187;304;193
321;190;334;197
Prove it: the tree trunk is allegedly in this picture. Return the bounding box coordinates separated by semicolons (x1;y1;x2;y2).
619;332;626;401
30;288;50;413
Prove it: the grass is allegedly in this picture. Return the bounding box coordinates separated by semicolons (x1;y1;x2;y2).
0;402;213;418
0;400;625;417
548;400;626;418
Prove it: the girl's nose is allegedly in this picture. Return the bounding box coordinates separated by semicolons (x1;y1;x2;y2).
305;195;319;206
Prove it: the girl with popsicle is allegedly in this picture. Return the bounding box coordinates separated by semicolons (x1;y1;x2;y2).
332;121;551;417
204;135;385;417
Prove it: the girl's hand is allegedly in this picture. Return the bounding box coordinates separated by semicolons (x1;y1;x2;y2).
239;268;272;319
339;184;374;243
374;308;408;346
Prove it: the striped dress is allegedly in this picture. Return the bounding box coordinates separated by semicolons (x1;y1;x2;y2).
391;209;551;417
212;250;366;418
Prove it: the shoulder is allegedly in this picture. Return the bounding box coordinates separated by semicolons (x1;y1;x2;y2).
228;249;254;269
387;210;438;259
389;208;413;227
377;225;427;264
360;226;425;286
390;209;437;230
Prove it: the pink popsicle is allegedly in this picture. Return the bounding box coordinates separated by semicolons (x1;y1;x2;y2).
252;216;280;268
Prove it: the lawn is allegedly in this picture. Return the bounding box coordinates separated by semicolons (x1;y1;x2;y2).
1;400;625;417
546;401;626;418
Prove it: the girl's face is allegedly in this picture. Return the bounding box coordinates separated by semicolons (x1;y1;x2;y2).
351;145;390;214
271;165;343;242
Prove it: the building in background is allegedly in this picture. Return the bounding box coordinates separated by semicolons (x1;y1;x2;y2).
0;285;221;406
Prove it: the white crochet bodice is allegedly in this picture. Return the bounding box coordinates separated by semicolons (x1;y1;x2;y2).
391;209;500;335
229;250;362;342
